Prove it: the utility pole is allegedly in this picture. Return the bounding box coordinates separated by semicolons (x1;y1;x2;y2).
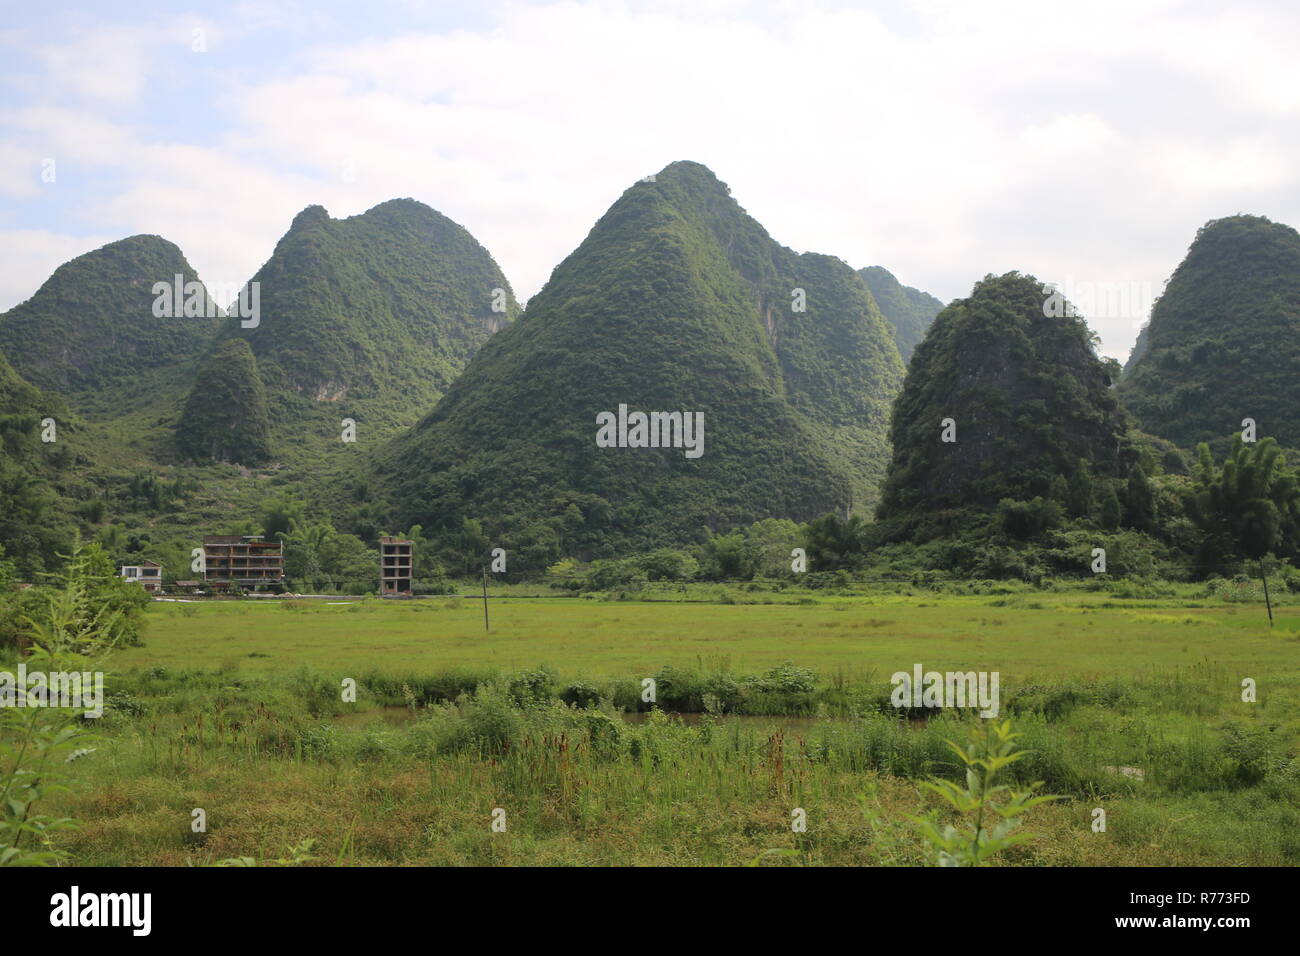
1261;559;1274;627
481;565;490;633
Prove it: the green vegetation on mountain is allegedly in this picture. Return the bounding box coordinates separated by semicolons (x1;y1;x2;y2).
0;237;271;581
215;199;519;433
8;183;1299;593
877;272;1134;538
176;338;273;465
0;351;77;576
0;348;49;450
1118;214;1300;449
1123;321;1151;374
859;266;944;363
0;235;221;417
0;198;521;585
374;161;905;568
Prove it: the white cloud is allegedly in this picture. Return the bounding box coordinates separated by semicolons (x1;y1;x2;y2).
0;143;47;199
35;26;155;105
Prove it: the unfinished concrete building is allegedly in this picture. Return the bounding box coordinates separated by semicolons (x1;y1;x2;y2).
380;536;413;596
202;535;285;591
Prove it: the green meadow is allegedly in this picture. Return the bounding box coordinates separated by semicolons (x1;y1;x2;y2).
125;587;1300;682
32;585;1300;866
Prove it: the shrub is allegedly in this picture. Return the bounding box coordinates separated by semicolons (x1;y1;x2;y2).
996;497;1063;539
560;681;602;709
508;668;557;705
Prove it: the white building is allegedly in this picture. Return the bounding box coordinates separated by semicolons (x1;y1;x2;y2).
120;561;163;593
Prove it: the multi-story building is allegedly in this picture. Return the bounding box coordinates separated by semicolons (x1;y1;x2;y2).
202;535;285;591
120;561;163;593
380;536;413;596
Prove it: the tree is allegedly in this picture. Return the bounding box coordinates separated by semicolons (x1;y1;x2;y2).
280;522;333;590
637;549;699;583
1122;464;1155;532
1099;488;1122;531
744;518;803;577
1187;437;1300;624
280;520;378;593
457;518;491;576
0;543;15;592
1066;463;1094;519
804;513;866;571
995;497;1062;540
261;494;307;540
699;532;757;580
0;463;70;578
13;538;149;654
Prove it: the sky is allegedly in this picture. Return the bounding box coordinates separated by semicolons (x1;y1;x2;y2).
2;0;1298;361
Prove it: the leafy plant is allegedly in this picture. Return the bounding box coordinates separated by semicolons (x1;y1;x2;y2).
0;710;90;865
911;719;1060;866
213;838;319;867
0;538;131;865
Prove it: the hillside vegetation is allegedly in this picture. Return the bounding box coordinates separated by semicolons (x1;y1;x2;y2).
176;338;274;465
374;161;905;567
879;272;1131;523
0;235;221;418
859;265;944;363
1120;214;1300;450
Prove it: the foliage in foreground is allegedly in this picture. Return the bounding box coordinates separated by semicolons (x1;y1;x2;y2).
32;648;1300;866
912;719;1060;866
1;540;134;865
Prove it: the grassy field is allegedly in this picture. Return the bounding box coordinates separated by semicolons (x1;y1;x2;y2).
123;586;1300;683
28;584;1300;866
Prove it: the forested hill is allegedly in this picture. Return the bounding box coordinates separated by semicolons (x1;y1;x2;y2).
859;265;944;363
209;198;520;417
373;160;906;567
0;349;75;576
0;348;49;427
175;338;274;466
878;271;1132;530
0;235;221;417
1119;214;1300;450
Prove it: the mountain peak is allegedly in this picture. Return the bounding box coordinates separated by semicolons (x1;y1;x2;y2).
640;160;732;202
353;197;463;236
361;197;429;216
1118;212;1300;448
289;204;331;232
377;163;904;566
207;194;519;436
0;234;214;402
878;270;1129;526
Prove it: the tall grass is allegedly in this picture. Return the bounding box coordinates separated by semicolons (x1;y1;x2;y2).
36;659;1300;866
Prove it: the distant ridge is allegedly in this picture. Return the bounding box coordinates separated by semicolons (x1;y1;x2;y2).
859;265;944;363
